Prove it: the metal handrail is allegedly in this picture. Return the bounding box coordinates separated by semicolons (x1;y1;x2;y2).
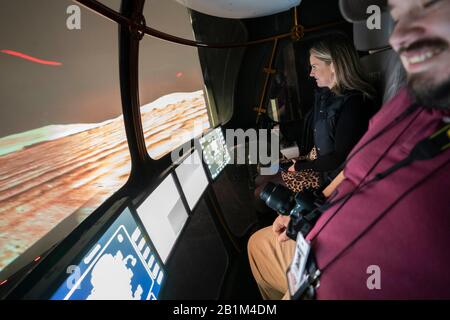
74;0;345;48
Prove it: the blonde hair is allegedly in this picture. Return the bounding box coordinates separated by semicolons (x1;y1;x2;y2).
310;34;376;99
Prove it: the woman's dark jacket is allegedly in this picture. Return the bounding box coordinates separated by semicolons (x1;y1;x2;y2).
294;87;375;184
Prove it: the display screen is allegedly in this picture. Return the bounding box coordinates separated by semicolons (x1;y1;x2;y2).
137;174;189;263
199;127;231;180
0;0;212;277
50;207;164;300
175;150;209;210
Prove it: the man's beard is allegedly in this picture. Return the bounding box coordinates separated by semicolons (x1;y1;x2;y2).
408;74;450;110
398;38;450;110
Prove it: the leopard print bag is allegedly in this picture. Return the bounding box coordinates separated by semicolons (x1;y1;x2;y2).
280;147;322;193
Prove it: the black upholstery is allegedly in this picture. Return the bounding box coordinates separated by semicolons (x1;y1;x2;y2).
360;47;405;104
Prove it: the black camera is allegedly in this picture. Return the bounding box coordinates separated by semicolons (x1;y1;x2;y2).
260;182;325;239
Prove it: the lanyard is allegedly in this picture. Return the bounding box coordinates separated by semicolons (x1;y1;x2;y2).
293;115;450;299
318;121;450;267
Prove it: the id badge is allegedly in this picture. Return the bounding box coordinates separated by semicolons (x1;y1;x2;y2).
287;231;311;297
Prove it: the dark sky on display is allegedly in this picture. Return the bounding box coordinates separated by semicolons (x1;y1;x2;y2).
0;0;204;138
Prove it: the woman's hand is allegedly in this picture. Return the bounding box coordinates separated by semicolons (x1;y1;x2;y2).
288;159;296;172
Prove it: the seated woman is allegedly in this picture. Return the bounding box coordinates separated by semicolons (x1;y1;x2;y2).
273;34;376;194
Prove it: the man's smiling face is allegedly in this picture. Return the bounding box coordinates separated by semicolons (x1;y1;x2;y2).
388;0;450;109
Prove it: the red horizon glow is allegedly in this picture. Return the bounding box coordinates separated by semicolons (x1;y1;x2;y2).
1;49;62;66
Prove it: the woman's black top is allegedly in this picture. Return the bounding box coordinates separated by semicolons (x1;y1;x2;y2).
294;87;375;183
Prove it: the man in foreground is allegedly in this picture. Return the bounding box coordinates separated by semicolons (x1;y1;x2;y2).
248;0;450;299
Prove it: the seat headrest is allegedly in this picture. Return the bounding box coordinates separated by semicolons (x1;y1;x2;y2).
339;0;387;23
353;11;395;51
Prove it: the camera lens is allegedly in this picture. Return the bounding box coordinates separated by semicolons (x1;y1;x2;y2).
259;182;276;203
260;182;295;215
